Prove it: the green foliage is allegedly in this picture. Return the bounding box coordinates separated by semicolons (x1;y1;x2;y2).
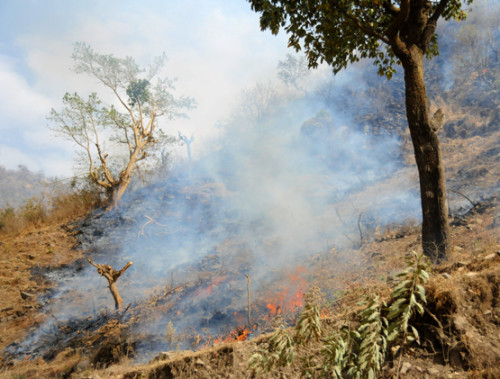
386;251;429;347
50;43;195;206
126;79;151;107
351;296;388;379
295;286;323;344
248;0;474;78
248;317;295;375
321;326;357;378
248;251;431;377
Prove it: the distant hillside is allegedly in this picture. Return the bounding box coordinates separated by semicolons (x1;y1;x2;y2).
0;165;51;209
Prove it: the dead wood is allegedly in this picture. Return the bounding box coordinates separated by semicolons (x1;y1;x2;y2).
245;274;251;327
449;189;476;208
88;258;133;310
138;215;169;237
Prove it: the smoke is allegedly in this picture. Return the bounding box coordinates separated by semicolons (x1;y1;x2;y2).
18;57;427;361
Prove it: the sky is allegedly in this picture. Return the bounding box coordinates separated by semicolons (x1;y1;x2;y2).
0;0;292;178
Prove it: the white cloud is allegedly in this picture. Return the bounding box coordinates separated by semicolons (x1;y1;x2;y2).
1;0;293;176
0;56;52;130
0;144;40;171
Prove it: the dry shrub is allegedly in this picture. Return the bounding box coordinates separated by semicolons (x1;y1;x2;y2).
424;263;500;373
426;276;460;315
0;188;102;235
48;189;103;221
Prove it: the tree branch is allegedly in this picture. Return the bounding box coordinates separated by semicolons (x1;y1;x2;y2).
385;0;411;58
342;12;390;45
422;0;450;47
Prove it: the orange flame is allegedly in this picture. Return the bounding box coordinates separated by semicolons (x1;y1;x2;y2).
320;308;328;319
213;327;251;345
195;276;227;298
266;266;308;317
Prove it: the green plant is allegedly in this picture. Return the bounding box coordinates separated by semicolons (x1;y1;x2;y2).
386;251;430;372
295;286;323;344
321;325;357;378
352;295;388;379
248;316;295;375
248;251;430;378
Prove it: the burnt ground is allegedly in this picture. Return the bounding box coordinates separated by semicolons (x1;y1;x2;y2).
1;197;496;378
0;122;499;377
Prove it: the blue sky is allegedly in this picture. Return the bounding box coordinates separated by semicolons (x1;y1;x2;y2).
0;0;291;177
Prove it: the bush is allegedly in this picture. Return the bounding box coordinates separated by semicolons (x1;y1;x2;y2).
0;187;102;235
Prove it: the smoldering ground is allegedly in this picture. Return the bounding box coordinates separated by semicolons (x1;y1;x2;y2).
11;66;428;361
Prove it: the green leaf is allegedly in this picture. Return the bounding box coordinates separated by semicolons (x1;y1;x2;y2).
411;326;420;344
416;284;427;303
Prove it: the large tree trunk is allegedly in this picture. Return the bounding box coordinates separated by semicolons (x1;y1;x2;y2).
106;156;137;210
108;177;131;210
402;47;450;262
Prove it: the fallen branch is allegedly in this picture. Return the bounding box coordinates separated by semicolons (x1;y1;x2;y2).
139;215;169;237
88;258;133;310
449;189;476;208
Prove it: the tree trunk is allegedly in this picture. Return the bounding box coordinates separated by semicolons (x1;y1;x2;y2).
108;178;131;210
88;258;133;310
402;47;450;262
107;164;135;210
109;282;123;310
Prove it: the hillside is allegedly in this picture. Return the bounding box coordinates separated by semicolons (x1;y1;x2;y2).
0;166;51;209
1;4;499;377
0;114;498;377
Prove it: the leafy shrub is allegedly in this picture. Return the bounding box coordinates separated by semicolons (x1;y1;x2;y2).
248;251;431;378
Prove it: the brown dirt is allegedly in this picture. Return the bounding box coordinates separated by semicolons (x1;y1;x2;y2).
0;115;498;378
1;199;496;378
0;222;84;355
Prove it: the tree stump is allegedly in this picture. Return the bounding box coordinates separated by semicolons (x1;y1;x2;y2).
88;258;133;310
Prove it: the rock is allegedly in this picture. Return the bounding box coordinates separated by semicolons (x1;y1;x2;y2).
483;253;498;261
195;358;206;367
453;315;468;330
427;367;440;375
441;273;452;279
400;362;411;374
20;291;35;300
76;358;91;371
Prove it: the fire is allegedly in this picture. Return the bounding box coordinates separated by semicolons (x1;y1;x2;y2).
265;266;308;317
320;308;328;319
213;327;251;345
194;275;227;298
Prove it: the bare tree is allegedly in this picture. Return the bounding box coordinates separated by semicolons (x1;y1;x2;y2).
88;258;133;310
49;43;194;209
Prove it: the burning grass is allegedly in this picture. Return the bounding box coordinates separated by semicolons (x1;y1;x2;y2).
0;199;499;378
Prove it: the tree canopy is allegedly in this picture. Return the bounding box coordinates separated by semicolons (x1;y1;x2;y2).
249;0;472;78
50;43;194;209
248;0;477;261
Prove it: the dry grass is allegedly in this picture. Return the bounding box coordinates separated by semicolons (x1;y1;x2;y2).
0;189;102;236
